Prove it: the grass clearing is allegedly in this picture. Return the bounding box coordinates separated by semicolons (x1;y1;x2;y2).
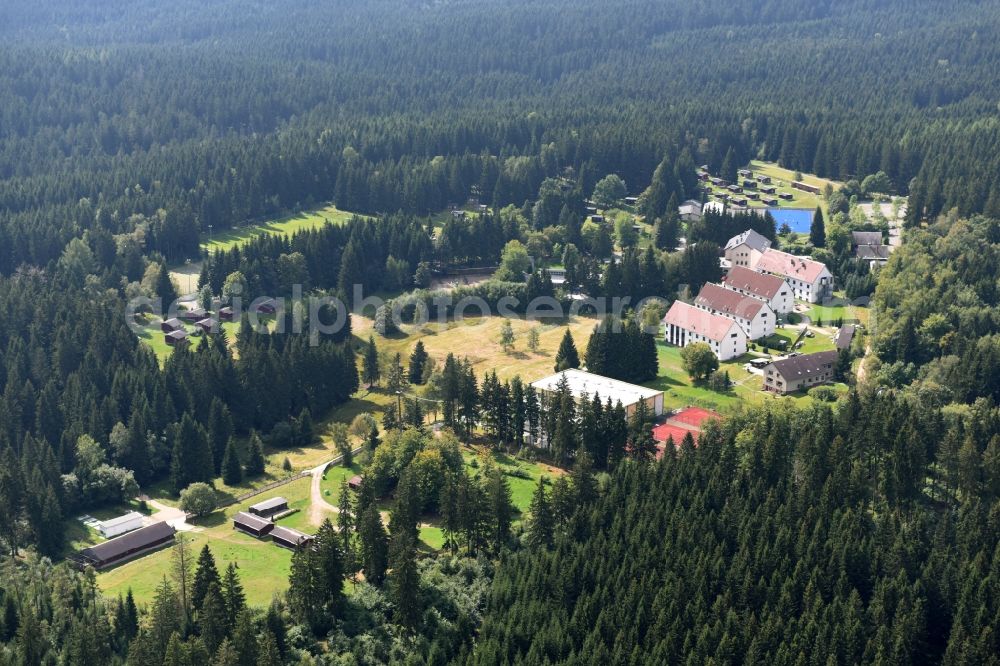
201;204;363;253
98;477;314;606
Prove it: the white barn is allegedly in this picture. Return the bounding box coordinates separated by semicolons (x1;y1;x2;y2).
694;282;775;340
662;301;748;361
97;511;145;539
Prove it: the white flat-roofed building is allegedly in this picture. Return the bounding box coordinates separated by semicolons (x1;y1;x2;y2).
97;511;145;539
530;369;664;417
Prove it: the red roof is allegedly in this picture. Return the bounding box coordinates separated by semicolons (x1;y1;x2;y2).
695;283;769;320
723;266;787;300
662;301;740;342
755;249;829;284
670;406;722;428
652;423;697;444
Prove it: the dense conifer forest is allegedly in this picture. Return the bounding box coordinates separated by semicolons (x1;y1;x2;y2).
3;0;1000;663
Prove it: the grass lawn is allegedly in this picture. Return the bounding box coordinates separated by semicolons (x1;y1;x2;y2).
762;326;836;355
805;295;869;328
645;344;751;413
134;315;240;367
353;314;600;386
201;204;362;253
319;461;365;505
748;160;841;214
98;477;314;607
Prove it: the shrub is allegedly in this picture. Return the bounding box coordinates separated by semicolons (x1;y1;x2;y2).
179;482;217;516
808;385;839;402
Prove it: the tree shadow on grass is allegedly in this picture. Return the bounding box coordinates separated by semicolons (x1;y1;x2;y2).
190;512;228;529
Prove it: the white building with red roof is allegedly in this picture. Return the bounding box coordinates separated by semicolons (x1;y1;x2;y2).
753;248;832;303
721;265;794;314
694;282;776;340
662;301;747;361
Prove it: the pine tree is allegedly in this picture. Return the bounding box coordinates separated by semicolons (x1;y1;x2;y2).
337;481;355;570
170;414;214;492
315;519;344;610
156;263;180;309
221;437;243;486
231;610;257;666
408;340;429;384
555;330;580;371
358;505;389;586
363;336;381;388
527;326;540;352
526;477;554;549
207;399;233;476
256;630;282;666
810;206;826;247
221;563;246;630
198;583;228;655
288;545;324;631
390;531;421;630
499;319;515;352
213;639;239;666
486;466;514;553
192;544;221;611
244;432;266;477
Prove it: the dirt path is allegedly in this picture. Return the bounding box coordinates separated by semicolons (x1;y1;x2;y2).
145;499;199;532
306;446;365;526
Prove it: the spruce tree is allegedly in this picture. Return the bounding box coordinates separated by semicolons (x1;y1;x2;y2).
198;584;227;655
526;477;554;549
363;336;380;388
486;466;514;553
810;206;826;247
221;437;243;486
155;263;180;308
408;340;429;384
390;531;421;630
191;544;221;611
358;505;389;586
244;432;266;477
554;330;580;371
221;564;246;630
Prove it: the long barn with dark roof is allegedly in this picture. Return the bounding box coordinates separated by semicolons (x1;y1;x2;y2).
76;522;175;570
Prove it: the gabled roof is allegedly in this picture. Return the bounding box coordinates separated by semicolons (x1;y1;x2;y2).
767;351;838;379
695;283;770;320
855;245;892;260
724;229;772;252
662;301;742;342
755;249;829;283
162;318;184;329
98;511;144;530
851;231;883;246
723;266;788;300
165;330;188;340
834;325;855;350
249;497;288;513
79;521;174;563
233;511;273;532
270;526;313;547
678;200;702;215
